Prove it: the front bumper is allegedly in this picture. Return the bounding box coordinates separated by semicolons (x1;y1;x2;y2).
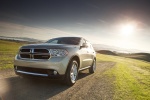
14;55;70;78
14;66;65;79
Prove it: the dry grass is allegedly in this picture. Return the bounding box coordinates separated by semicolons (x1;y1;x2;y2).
0;40;25;69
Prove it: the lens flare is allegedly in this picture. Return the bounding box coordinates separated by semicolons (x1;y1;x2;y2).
120;23;136;36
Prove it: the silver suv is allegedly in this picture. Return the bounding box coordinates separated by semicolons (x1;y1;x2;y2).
14;37;96;85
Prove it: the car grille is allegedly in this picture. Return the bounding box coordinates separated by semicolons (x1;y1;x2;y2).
19;48;50;60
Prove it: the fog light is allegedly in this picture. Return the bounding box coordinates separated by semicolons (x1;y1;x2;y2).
53;71;57;75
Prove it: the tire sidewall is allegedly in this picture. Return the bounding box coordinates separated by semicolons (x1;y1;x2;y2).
65;60;78;86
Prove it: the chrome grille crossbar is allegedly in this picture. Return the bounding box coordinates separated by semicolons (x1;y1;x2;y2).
19;48;50;60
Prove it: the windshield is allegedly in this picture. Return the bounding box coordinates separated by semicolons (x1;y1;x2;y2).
46;37;81;45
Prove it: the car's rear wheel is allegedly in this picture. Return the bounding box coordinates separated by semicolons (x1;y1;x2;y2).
89;59;96;73
65;60;78;86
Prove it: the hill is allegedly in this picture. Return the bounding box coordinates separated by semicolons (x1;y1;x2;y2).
97;50;117;56
0;40;150;100
93;44;150;53
0;40;25;69
97;50;150;62
119;53;150;62
0;36;44;43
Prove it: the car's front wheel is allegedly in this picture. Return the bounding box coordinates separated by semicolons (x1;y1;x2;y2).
65;60;78;86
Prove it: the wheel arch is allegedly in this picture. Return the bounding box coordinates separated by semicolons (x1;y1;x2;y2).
65;55;80;75
69;55;80;69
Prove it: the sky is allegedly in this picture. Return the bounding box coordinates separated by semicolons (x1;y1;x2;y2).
0;0;150;52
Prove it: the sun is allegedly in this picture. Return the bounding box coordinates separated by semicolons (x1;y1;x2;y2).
120;23;136;36
116;22;137;49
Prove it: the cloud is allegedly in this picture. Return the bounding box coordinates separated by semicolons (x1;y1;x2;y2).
0;21;81;40
98;19;107;24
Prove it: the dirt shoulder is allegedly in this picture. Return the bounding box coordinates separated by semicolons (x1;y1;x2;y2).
0;69;17;79
0;62;115;100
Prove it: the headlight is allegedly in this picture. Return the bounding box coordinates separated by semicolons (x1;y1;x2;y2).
49;49;68;57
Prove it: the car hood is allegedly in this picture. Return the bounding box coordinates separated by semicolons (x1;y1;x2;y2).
21;43;80;49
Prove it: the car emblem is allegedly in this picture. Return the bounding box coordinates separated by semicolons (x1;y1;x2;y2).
30;48;34;59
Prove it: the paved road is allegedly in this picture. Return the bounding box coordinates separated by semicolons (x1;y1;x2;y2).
0;62;115;100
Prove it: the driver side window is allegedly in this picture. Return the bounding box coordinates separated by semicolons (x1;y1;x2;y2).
81;39;89;48
82;39;86;45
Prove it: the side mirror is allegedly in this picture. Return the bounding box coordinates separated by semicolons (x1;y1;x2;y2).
80;43;88;48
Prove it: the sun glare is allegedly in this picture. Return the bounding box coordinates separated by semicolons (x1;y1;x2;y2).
116;22;137;49
120;23;136;36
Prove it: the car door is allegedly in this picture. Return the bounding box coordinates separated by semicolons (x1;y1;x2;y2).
86;43;94;66
79;39;93;68
88;44;95;65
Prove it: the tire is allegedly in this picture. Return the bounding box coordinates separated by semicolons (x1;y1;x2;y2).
89;59;96;73
65;60;78;86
